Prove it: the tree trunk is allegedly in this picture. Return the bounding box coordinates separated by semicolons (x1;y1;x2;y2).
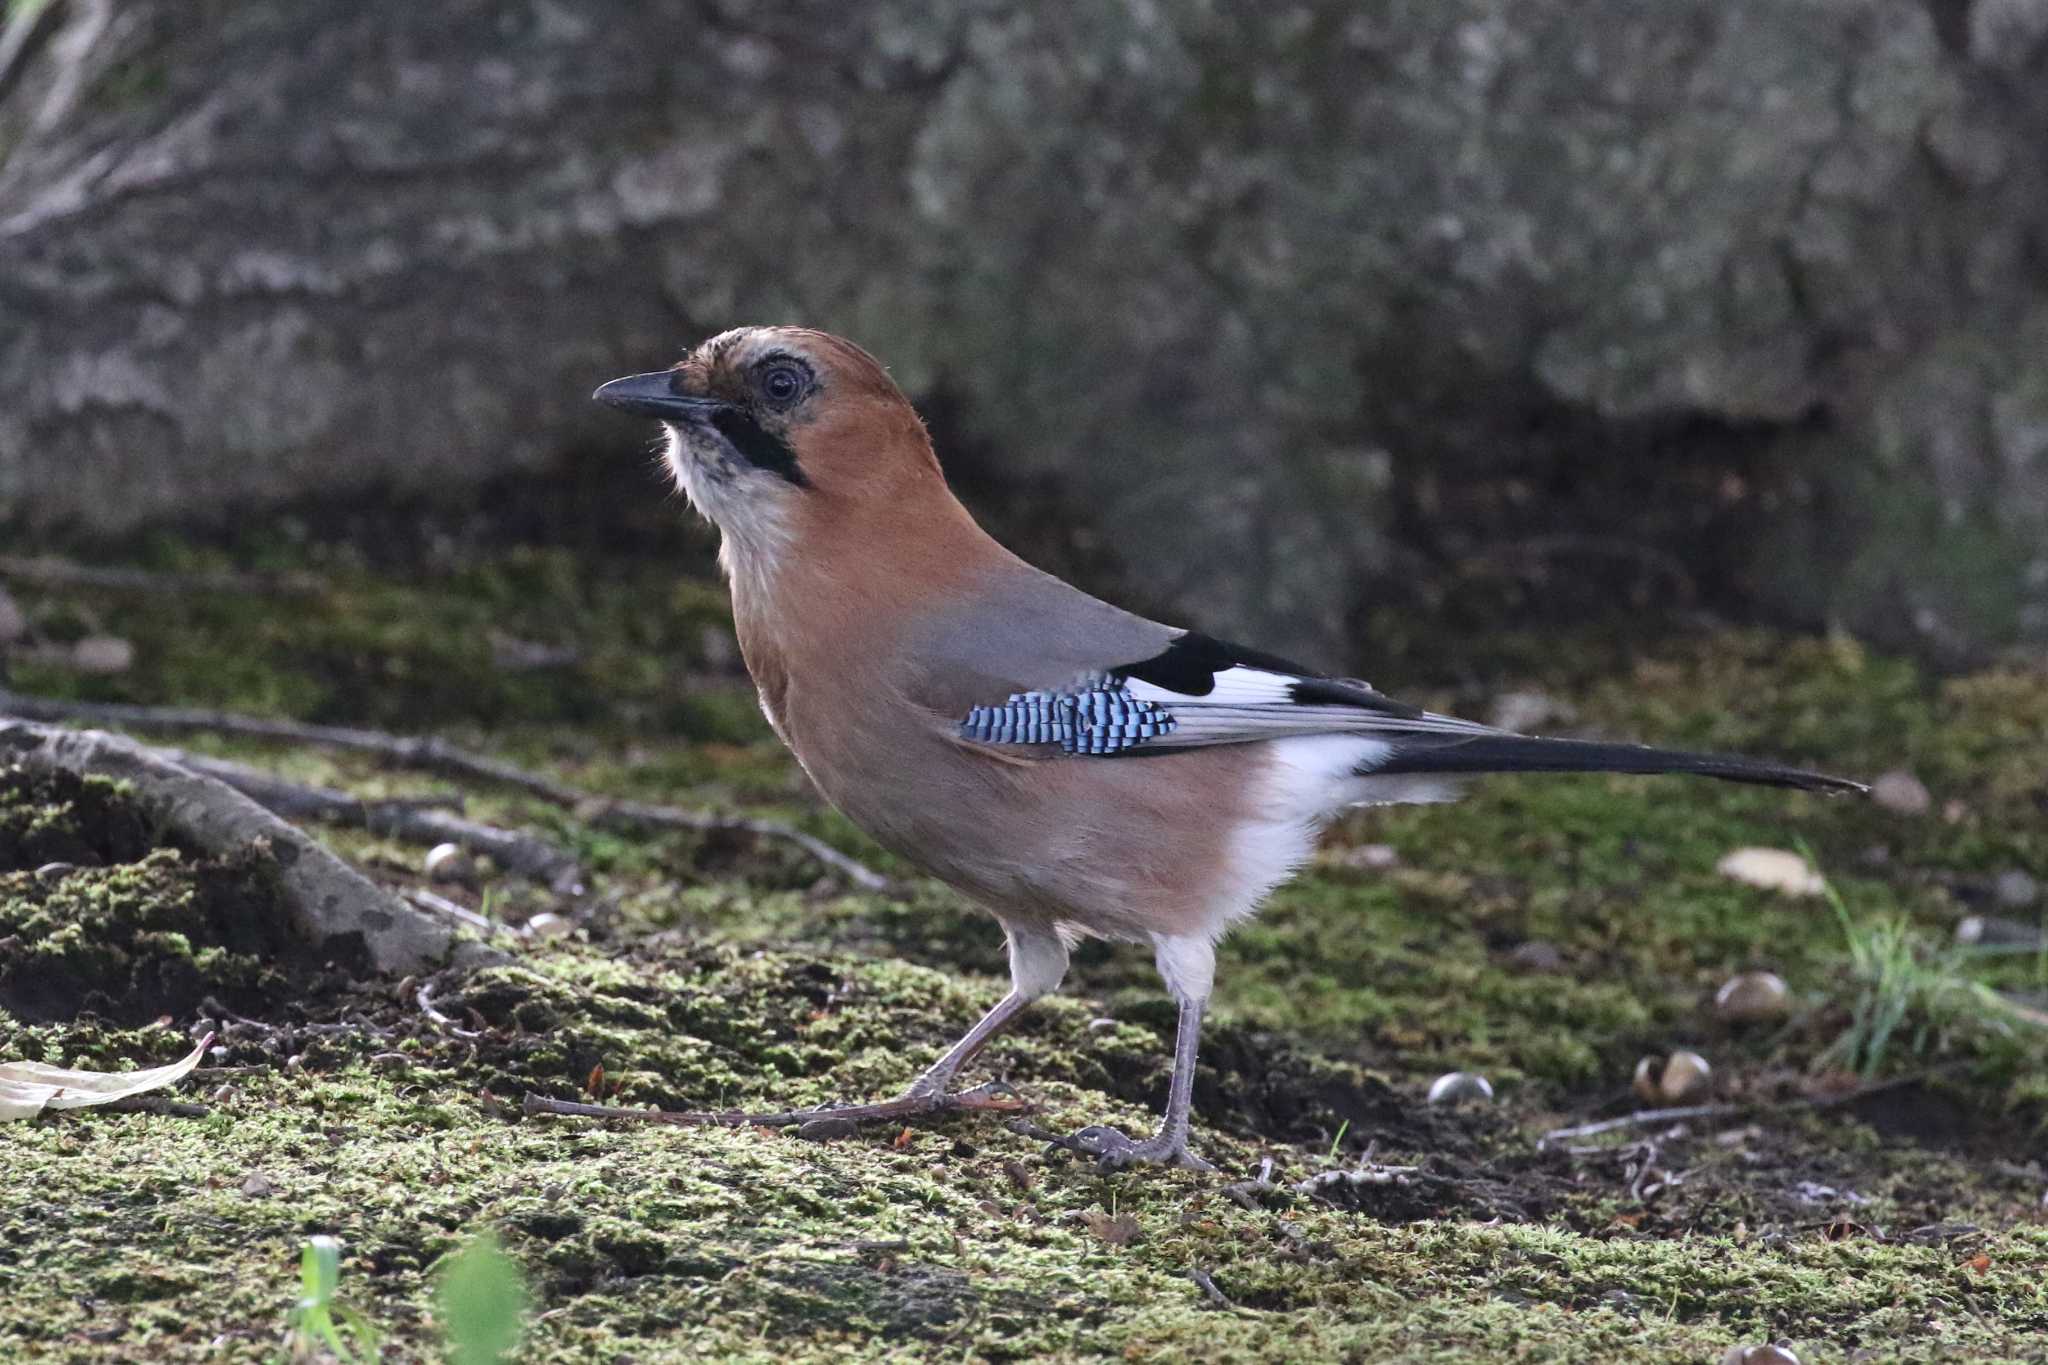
3;0;2046;661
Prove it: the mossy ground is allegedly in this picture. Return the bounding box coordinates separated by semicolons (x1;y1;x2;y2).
2;513;2046;1362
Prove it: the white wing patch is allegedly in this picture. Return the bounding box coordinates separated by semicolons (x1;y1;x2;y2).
1124;667;1300;708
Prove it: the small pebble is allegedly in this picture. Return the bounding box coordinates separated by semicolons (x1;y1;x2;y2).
1869;769;1931;816
33;862;77;883
1426;1071;1494;1105
1505;941;1566;974
1742;1347;1801;1365
1661;1050;1713;1101
209;1084;234;1104
1716;847;1826;897
1341;843;1401;871
423;842;474;884
525;912;573;940
239;1173;276;1198
797;1116;859;1142
1714;971;1790;1022
1634;1051;1713;1103
1086;1016;1119;1032
69;635;135;675
1633;1055;1664;1103
1993;869;2040;910
1955;915;2044;949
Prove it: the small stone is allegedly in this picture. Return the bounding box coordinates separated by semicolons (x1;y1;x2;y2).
1955;915;2044;949
239;1172;276;1198
525;912;573;940
1993;869;2039;910
1344;843;1401;871
797;1116;858;1142
1086;1016;1119;1032
1870;770;1932;816
1661;1050;1713;1101
69;635;135;674
1716;847;1826;897
1426;1071;1494;1105
209;1084;234;1104
1715;971;1791;1022
1505;940;1566;974
284;1053;305;1072
1635;1051;1713;1102
1743;1347;1801;1365
32;862;77;883
0;588;26;644
422;842;474;884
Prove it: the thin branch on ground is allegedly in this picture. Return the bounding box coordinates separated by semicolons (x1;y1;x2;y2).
402;887;520;940
1539;1103;1741;1146
0;554;322;596
416;981;482;1039
0;689;895;891
162;747;584;892
1188;1268;1232;1308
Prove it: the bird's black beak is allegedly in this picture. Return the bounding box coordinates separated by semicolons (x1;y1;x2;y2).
592;371;727;421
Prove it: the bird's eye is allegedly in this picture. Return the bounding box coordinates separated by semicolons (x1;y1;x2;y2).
758;361;806;409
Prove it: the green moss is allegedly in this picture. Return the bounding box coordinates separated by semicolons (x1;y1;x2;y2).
0;766;318;1027
4;539;2047;1360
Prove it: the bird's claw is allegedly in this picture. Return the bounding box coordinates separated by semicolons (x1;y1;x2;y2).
1046;1123;1215;1173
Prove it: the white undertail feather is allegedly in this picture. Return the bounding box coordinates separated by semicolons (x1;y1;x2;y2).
1199;735;1460;944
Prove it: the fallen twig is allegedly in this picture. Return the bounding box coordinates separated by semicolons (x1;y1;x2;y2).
0;554;322;597
0;720;465;976
1188;1268;1232;1308
1539;1104;1739;1147
417;982;482;1039
402;887;520;940
100;1094;212;1118
1222;1156;1279;1211
0;689;894;891
163;748;584;892
1292;1161;1420;1195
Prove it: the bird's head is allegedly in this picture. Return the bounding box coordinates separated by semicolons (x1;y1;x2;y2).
594;327;939;547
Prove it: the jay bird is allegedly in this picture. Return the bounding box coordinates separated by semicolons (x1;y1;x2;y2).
595;326;1866;1171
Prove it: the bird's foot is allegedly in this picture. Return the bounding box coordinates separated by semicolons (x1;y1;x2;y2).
1045;1123;1215;1173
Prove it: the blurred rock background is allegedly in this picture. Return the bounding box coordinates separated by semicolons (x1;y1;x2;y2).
3;0;2046;667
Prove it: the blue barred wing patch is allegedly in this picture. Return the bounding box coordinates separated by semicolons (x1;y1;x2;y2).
960;686;1177;756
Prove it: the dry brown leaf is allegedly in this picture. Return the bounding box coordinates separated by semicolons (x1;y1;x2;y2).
0;1034;211;1121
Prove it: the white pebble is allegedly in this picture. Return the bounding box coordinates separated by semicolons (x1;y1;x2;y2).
1870;770;1932;816
1426;1071;1493;1105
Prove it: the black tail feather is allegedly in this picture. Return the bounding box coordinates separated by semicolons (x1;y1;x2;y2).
1375;734;1867;795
